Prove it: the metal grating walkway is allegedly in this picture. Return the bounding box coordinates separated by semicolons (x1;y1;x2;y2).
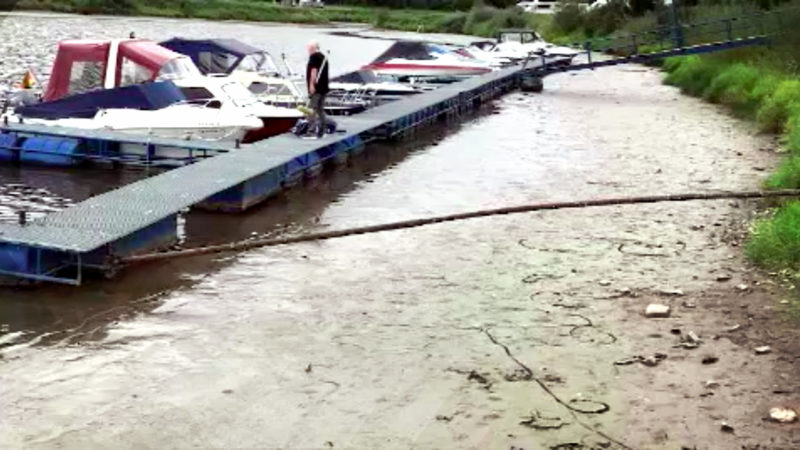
0;65;523;254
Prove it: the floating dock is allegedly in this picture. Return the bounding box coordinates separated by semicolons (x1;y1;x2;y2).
0;64;527;285
0;7;781;285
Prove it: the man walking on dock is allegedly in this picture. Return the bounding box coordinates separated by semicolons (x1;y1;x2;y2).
306;41;329;139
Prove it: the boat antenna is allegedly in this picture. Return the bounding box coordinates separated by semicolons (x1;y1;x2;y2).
281;53;296;77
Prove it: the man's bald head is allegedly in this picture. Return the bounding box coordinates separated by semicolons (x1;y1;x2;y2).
307;41;320;54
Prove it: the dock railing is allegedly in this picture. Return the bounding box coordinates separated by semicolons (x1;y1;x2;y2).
569;7;792;59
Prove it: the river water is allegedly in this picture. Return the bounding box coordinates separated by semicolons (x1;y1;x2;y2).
0;13;792;449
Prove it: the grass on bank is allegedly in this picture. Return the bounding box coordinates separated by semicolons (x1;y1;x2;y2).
656;25;800;270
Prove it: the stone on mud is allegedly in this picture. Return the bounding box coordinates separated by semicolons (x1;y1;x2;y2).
768;407;798;423
754;346;772;355
645;304;671;318
657;288;685;297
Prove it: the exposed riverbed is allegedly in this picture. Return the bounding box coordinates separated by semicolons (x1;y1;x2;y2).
1;13;799;449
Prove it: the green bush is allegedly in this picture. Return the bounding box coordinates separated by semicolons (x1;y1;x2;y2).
756;80;800;133
661;56;684;73
453;0;472;10
702;63;761;115
765;155;800;189
488;6;527;29
747;202;800;269
786;114;800;154
584;0;627;36
664;55;722;96
749;73;782;106
439;11;468;33
373;8;389;27
75;0;135;14
461;4;526;37
552;0;586;35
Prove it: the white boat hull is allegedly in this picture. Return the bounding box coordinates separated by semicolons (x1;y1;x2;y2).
365;63;492;78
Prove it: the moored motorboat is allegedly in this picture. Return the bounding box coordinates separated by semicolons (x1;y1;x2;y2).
330;69;421;105
362;41;493;80
494;29;581;65
161;38;308;129
5;39;263;143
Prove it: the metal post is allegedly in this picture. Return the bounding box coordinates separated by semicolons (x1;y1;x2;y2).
585;41;593;65
632;35;638;55
76;252;83;286
18;210;26;226
671;0;684;48
725;19;733;41
146;143;155;165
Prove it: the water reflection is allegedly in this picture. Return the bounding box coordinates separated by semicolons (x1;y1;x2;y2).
0;166;152;223
0;109;487;351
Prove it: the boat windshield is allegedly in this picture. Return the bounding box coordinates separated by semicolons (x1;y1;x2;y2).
156;56;203;81
500;32;542;44
429;44;474;62
238;52;281;76
221;81;259;107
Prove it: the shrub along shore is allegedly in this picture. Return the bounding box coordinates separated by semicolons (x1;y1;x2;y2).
2;0;548;37
658;36;800;271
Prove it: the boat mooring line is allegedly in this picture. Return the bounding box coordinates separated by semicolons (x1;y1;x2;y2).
119;189;800;266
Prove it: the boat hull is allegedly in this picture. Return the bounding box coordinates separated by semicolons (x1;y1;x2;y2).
243;117;300;143
364;63;492;78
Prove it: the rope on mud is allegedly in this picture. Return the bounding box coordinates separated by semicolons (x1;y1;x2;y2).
119;189;800;266
482;328;631;449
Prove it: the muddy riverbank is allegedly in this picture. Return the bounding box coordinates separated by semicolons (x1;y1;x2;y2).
1;30;799;448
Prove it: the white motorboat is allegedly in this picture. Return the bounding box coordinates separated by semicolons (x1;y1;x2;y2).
362;41;493;79
495;29;581;63
7;39;263;143
17;103;260;142
161;38;309;129
330;69;421;103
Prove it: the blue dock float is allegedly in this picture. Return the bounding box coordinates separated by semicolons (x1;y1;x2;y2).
0;64;527;285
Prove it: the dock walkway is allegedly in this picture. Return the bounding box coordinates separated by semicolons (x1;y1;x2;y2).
0;65;524;284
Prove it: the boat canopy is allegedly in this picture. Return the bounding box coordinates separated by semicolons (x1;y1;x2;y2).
332;70;383;84
21;81;187;120
369;41;439;64
161;38;281;75
44;40;200;102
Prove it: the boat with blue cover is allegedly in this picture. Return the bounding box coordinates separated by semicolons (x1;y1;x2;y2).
2;39;272;143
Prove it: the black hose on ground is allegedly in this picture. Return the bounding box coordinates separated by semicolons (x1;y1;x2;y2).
119;189;800;266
